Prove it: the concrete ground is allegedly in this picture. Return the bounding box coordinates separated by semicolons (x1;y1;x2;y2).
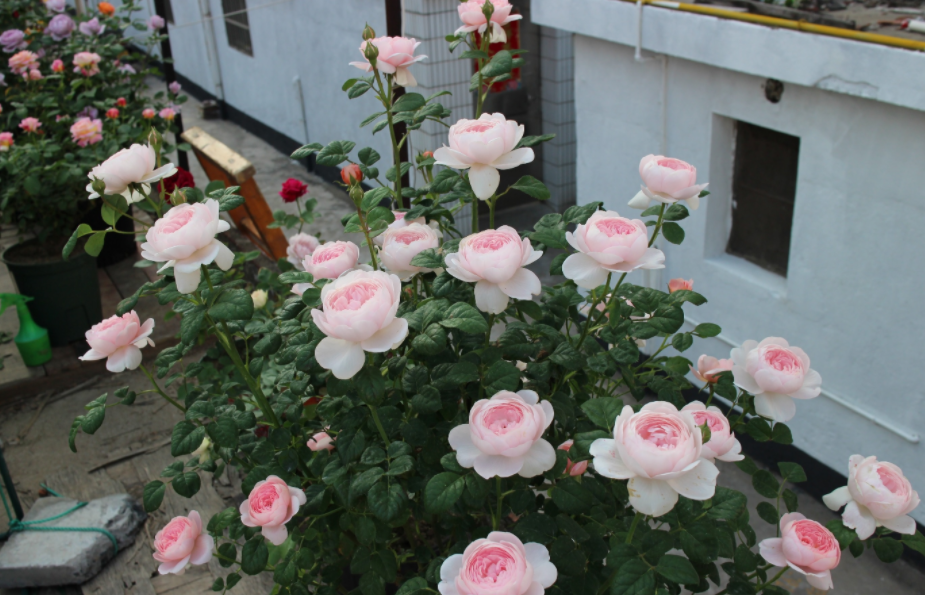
0;78;921;594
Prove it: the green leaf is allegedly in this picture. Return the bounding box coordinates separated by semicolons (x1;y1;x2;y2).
411;386;442;414
902;531;925;557
62;224;93;260
143;480;166;512
655;554;699;585
241;538;269;575
84;231;107;257
481;50;512;78
278;271;315;284
484;360;521;394
208;289;255;321
529;228;568;249
424;472;466;513
706;487;747;520
217;192;245;211
771;423;793;445
693;323;721;338
81;396;107;434
362;187;392;212
515;134;556;149
171;421;206;456
207;507;240;534
663;203;690;221
825;519;857;550
291;142;323;159
218;543;237;567
647;307;684;334
274;551;299;585
746;417;773;442
367;482;406;522
581;398;624;431
172;471;202;498
410;248;444;269
661;222;685;244
550;342;582;370
412;323;447;355
873;537;904;563
440;302;489;334
316;140;356;167
392;93;426;112
778;462;807;483
511;175;550;200
756;502;779;525
347;80;371;99
563;202;602;224
180;306;206;345
752;470;780;499
611;558;655;595
207;417;239;449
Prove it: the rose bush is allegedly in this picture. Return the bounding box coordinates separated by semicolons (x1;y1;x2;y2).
64;7;924;595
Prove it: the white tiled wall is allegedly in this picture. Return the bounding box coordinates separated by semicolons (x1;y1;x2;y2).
539;26;577;211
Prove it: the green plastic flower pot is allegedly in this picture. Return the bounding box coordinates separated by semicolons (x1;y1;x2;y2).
2;240;101;347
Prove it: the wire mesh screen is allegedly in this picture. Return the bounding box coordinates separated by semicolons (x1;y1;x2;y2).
222;0;253;56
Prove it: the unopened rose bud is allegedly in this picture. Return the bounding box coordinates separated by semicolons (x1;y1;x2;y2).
106;108;119;119
251;289;268;309
191;436;212;464
349;184;365;206
667;278;693;293
116;97;126;107
170;188;188;204
363;41;379;66
362;23;376;41
481;0;495;21
341;163;363;185
91;178;106;195
147;127;161;148
422;151;434;159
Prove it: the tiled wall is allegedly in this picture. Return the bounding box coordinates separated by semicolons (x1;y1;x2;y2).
539;26;577;212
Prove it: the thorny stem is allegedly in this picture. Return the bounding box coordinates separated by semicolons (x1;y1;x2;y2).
625;512;643;544
139;364;185;412
648;203;667;247
368;403;391;447
577;272;612;349
375;69;403;209
357;204;380;270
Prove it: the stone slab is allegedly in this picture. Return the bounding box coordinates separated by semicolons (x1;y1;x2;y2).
0;494;146;588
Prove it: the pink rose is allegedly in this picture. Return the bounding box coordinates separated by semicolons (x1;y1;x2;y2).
70;117;103;147
731;337;821;422
350;36;426;87
445;226;542;314
286;233;321;269
106;108;119;119
142;108;156;119
562;210;664;290
628;154;708;210
434;113;534;200
148;15;166;30
438;532;556;595
307;431;334;452
456;0;523;43
169;81;181;95
590;402;718;517
759;513;841;591
667;278;693;293
86;143;177;201
79;311;155;372
141;199;234;294
379;222;441;280
1;30;27;53
159;107;176;121
690;354;733;384
46;14;75;41
239;475;307;545
8;50;37;74
449;390;555;479
558;440;588;477
301;240;360;281
26;69;42;80
310;270;408;379
152;510;213;575
18;117;41;133
823;455;919;540
0;132;13;152
46;0;67;13
79;17;105;36
51;58;64;72
373;211;428;246
681;402;743;463
73;51;101;76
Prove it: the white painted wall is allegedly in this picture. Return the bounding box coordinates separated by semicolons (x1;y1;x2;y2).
534;0;925;523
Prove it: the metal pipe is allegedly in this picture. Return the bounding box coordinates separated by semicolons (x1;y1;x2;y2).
628;0;925;52
199;0;227;115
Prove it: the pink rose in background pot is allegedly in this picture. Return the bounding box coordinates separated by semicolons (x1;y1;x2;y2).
562;210;664;290
46;0;67;13
18;117;41;133
434;113;534;200
690;354;734;384
0;132;13;152
680;402;743;463
456;0;523;44
311;270;408;379
350;36;426;87
628;154;708;210
152;511;213;575
46;14;75;41
86;143;177;202
8;50;38;74
307;431;334;452
70;117;103;147
449;390;555;479
73;51;101;76
148;15;166;30
142;108;156;119
286;233;321;269
51;58;64;72
823;455;920;539
79;17;105;36
141;199;235;294
731;337;821;422
759;513;841;591
159;107;176;121
379;222;441;280
439;532;557;595
445;226;542;314
668;278;693;293
79;311;155;373
590;402;719;517
558;440;588;477
239;476;307;545
1;30;27;53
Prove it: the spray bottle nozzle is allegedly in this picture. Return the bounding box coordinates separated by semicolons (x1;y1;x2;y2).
0;293;32;319
0;293;51;367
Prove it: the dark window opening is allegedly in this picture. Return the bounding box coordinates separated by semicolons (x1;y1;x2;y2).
222;0;253;56
163;0;174;24
726;121;800;276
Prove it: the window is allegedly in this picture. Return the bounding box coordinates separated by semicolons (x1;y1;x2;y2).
163;0;173;24
222;0;253;56
726;121;800;276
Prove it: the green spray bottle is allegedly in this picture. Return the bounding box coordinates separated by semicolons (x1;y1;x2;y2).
0;294;52;367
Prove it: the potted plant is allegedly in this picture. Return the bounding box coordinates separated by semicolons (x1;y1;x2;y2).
0;0;180;346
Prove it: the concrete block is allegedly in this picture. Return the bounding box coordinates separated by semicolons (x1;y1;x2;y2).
0;494;146;588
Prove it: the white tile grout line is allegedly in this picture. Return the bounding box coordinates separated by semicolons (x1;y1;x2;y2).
683;317;920;444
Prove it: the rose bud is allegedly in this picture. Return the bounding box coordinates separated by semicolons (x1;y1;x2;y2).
628;154;708;210
456;0;523;44
759;514;841;591
340;163;363;185
680;402;743;463
142;108;156;119
438;532;557;595
731;337;821;422
590;402;718;517
562;210;664;290
116;97;127;107
279;177;308;203
239;476;307;546
823;455;920;540
152;511;213;575
667;278;693;293
690;354;734;384
106;108;119;119
558;440;588;477
51;59;65;73
79;311;155;373
251;289;268;309
449;390;555;479
307;431;334;452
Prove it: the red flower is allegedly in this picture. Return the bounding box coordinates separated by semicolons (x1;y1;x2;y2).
159;167;195;200
279;178;308;203
106;108;119;119
340;164;363;185
116;97;126;107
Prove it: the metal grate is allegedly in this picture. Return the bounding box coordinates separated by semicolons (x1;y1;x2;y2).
726;121;800;277
222;0;253;56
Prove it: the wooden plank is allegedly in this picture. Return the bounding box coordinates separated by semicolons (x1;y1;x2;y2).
180;127;255;183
